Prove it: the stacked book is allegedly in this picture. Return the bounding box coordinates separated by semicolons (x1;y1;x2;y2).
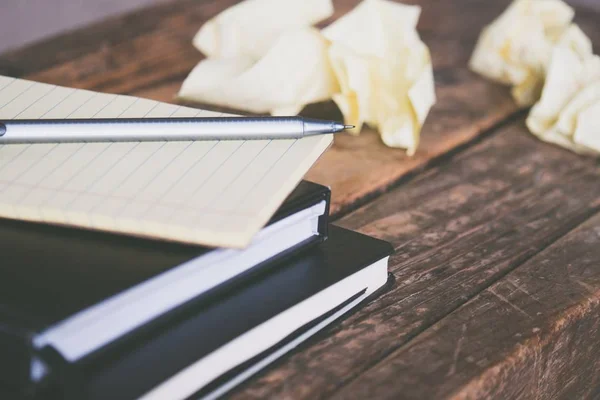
0;76;393;400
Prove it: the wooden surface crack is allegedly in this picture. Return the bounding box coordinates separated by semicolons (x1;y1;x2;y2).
488;287;533;319
330;109;527;222
447;323;468;377
2;0;600;398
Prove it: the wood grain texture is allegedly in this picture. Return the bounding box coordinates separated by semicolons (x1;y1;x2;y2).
0;0;527;216
0;3;596;217
1;0;600;398
229;119;600;399
333;212;600;400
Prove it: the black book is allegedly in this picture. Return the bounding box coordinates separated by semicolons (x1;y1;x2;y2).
0;181;330;391
24;225;394;400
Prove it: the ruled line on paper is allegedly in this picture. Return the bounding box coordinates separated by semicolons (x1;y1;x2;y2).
14;85;58;119
0;77;15;92
0;79;35;110
0;179;258;217
36;88;78;119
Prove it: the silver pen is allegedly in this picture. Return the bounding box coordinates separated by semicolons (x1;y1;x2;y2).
0;116;354;144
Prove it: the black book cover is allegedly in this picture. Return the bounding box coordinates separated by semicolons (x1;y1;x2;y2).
28;225;393;400
0;180;330;390
197;272;395;399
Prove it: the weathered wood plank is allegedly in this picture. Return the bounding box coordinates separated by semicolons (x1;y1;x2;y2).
1;2;597;216
0;0;525;216
0;1;598;398
0;0;237;79
333;212;600;400
229;119;600;399
0;0;240;95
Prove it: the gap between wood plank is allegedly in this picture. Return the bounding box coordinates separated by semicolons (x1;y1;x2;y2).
333;209;600;399
230;116;600;399
330;109;528;222
329;205;600;398
1;0;597;222
0;0;526;219
322;115;600;395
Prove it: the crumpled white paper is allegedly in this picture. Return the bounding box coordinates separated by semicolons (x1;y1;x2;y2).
469;0;575;107
180;27;339;115
193;0;334;60
471;0;600;156
179;0;436;155
526;26;600;154
323;0;435;155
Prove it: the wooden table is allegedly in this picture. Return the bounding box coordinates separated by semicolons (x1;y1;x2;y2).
2;0;599;398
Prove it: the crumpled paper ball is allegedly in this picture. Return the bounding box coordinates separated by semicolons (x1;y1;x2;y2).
471;0;600;156
323;0;436;155
193;0;334;61
180;27;339;116
178;0;437;155
469;0;575;107
526;26;600;154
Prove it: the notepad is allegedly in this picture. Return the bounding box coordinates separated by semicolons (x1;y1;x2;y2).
0;75;333;248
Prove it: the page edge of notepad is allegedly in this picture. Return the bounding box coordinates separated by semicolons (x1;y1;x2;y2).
0;135;333;249
235;134;334;248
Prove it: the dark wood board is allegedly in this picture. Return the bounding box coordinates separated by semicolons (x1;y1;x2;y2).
332;212;600;400
0;0;531;216
1;0;600;398
229;119;600;399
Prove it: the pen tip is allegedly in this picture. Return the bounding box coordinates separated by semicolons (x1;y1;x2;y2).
344;125;355;129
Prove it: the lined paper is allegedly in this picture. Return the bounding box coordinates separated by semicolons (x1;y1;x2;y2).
0;76;332;248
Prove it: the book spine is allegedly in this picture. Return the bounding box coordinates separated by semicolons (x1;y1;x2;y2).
0;324;85;399
318;188;331;241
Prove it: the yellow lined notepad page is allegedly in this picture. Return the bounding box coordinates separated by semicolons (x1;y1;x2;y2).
0;76;332;248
